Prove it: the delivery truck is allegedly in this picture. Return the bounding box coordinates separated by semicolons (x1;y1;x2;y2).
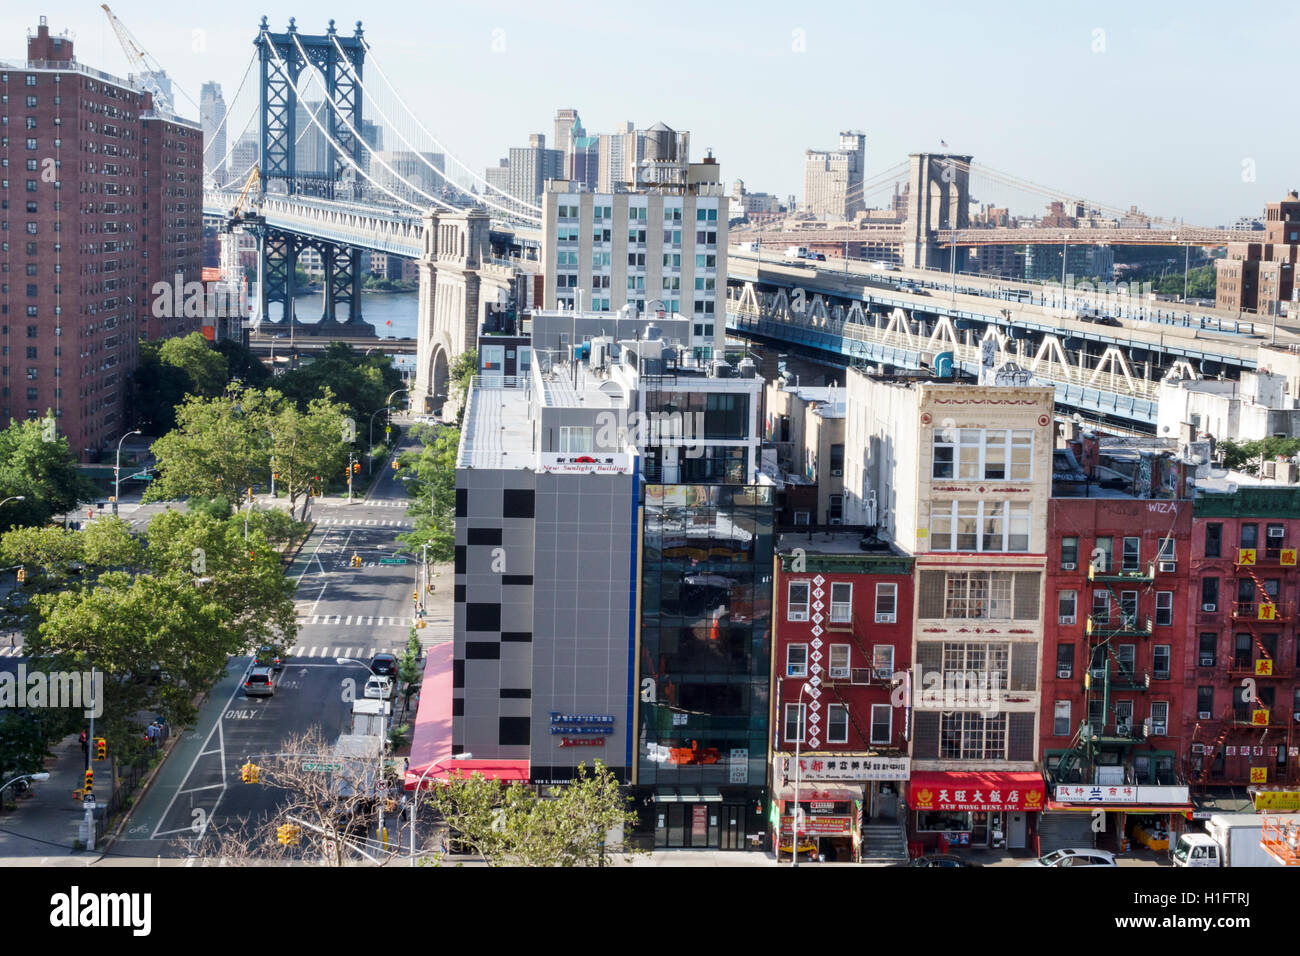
1171;812;1297;867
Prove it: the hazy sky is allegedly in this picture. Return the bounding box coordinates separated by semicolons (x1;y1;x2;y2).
5;1;1295;225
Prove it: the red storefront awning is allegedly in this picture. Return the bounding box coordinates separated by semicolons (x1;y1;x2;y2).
908;772;1046;812
403;643;530;790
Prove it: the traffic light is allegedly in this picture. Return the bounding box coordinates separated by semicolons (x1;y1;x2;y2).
241;761;260;784
413;590;419;602
247;487;254;501
352;462;360;474
95;737;107;760
276;823;301;846
83;769;94;799
392;460;400;470
16;568;25;583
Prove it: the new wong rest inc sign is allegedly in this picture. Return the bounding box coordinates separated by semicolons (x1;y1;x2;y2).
550;712;616;748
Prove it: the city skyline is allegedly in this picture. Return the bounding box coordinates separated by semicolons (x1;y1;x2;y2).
1;1;1296;225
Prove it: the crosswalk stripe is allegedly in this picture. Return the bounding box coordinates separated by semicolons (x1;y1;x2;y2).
311;615;320;625
307;646;318;657
345;616;353;626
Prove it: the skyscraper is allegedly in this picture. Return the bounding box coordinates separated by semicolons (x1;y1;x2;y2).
803;130;866;220
200;81;226;181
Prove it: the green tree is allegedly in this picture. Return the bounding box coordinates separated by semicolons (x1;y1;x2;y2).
1218;437;1300;473
274;343;403;424
145;387;274;505
159;332;229;399
0;417;97;531
215;338;272;388
449;350;477;404
267;390;352;521
398;424;459;562
426;761;642;866
129;340;194;434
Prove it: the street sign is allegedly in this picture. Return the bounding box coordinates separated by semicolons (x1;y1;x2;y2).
303;761;342;772
128;473;154;481
379;558;407;565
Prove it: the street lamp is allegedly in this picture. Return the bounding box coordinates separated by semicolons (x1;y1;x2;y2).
791;681;812;869
0;496;26;508
0;771;50;796
113;429;142;517
408;752;473;866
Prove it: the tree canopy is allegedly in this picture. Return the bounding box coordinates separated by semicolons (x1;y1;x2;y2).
398;423;459;562
0;416;97;530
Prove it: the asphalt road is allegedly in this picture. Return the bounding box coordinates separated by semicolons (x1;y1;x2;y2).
108;426;451;860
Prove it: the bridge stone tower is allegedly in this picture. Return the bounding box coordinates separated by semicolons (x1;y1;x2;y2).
414;208;516;415
902;152;972;271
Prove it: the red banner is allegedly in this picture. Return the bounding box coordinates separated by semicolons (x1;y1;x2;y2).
909;772;1045;812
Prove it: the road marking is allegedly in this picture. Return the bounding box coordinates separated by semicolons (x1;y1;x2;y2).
307;646;319;657
296;526;333;585
345;615;353;626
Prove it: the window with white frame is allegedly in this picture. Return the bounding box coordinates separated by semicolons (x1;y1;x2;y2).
943;571;1014;620
827;704;849;743
1122;537;1141;571
1149;701;1168;735
557;426;593;453
1153;644;1171;680
1091;589;1111;625
1155;591;1173;627
787;581;810;621
1058;590;1077;624
872;644;894;678
875;582;898;623
939;711;1007;760
830;582;852;623
829;644;850;679
1053;700;1071;737
930;500;1030;552
932;428;1033;480
870;704;892;744
783;703;805;743
786;644;808;677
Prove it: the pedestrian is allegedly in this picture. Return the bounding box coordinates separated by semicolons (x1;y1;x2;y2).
79;730;88;759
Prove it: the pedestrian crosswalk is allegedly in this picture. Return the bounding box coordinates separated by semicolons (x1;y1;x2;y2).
284;638;448;660
297;614;418;627
0;644;24;657
319;499;410;509
316;518;413;528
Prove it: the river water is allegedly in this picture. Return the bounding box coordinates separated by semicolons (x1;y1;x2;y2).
290;290;419;375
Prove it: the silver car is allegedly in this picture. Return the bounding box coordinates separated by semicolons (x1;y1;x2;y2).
243;665;276;697
1020;848;1117;868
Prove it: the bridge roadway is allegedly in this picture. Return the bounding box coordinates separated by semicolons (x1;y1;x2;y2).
202;189;542;258
726;249;1300;368
244;329;417;355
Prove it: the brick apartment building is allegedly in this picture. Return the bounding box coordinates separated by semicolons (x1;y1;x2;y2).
1215;192;1300;314
1041;488;1195;852
1;18;202;459
1188;487;1300;791
772;532;913;861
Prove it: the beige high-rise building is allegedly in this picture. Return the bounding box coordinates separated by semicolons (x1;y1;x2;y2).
844;369;1055;779
541;134;727;355
804;130;866;220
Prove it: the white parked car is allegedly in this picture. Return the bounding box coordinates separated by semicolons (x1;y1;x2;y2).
1020;848;1116;868
363;675;395;701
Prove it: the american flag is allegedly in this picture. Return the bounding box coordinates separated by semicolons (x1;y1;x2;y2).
940;139;948;148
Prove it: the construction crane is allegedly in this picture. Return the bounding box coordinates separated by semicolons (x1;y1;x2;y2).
100;4;191;115
225;165;264;232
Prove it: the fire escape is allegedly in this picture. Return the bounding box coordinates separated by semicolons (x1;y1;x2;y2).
1053;555;1155;785
1190;542;1296;788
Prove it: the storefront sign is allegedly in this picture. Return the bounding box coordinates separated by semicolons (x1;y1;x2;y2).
775;754;910;782
729;748;749;784
550;712;615;747
911;780;1045;812
692;805;708;839
1056;785;1138;803
538;453;633;475
1253;789;1300;811
781;815;852;835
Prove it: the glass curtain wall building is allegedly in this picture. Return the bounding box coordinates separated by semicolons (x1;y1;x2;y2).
635;484;774;850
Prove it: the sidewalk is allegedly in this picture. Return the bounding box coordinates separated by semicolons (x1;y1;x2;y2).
0;733;112;858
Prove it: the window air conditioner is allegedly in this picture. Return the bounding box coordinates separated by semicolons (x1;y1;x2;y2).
1062;562;1077;571
830;469;842;477
851;668;872;685
1191;743;1206;754
1159;561;1176;573
875;613;896;624
1198;711;1212;720
1057;668;1072;679
1199;656;1215;667
1202;604;1217;612
1059;615;1075;625
873;668;893;681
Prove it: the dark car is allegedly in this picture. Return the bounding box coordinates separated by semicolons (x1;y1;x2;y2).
908;854;981;868
255;645;284;671
1094;315;1122;327
369;653;399;679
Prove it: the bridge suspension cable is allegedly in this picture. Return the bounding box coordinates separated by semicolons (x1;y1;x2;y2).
201;53;255;160
328;35;540;225
357;36;543;216
261;34;436;214
286;32;460;214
